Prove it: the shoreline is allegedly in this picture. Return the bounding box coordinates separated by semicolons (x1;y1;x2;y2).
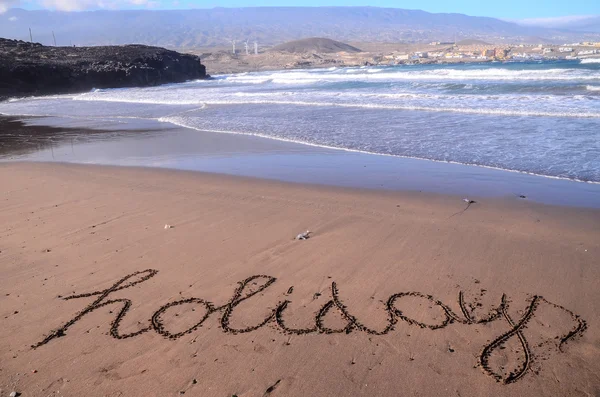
163;121;600;187
200;57;496;76
1;115;599;209
1;162;599;396
1;58;591;104
6;160;600;211
197;47;588;75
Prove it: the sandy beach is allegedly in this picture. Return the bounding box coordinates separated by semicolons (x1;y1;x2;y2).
1;162;599;396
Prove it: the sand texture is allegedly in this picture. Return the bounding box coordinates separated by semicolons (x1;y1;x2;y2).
1;163;599;397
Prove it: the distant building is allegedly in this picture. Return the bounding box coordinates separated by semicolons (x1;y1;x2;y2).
542;48;554;54
396;54;409;60
494;48;509;59
559;47;573;52
444;53;465;59
483;49;495;57
578;42;600;47
512;52;529;60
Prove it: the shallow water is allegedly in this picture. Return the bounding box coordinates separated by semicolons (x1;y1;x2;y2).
1;115;599;208
1;61;599;183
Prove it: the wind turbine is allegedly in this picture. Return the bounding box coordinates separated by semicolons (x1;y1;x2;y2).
244;40;250;55
231;40;236;55
254;41;258;55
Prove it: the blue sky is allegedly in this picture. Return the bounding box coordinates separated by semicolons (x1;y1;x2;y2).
2;0;599;19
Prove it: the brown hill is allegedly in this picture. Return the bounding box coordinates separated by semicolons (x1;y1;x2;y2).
456;39;491;45
271;37;362;53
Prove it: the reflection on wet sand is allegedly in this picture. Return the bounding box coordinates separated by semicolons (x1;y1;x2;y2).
1;115;599;208
0;116;166;159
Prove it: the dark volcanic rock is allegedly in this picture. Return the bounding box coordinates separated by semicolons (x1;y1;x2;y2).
0;38;208;100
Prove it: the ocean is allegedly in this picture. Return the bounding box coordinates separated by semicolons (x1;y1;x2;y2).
1;60;600;184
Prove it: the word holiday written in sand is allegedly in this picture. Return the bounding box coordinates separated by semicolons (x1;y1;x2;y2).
34;269;586;384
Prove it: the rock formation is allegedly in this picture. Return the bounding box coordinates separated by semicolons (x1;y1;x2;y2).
0;38;208;100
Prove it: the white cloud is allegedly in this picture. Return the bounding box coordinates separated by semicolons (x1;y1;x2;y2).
514;15;598;28
39;0;156;11
9;15;17;20
0;0;20;14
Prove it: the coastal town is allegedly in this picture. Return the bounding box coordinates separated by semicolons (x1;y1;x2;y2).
388;41;600;63
197;39;600;74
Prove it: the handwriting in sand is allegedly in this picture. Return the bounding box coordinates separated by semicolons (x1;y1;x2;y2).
33;270;586;384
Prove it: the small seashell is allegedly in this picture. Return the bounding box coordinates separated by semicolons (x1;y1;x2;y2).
296;230;311;240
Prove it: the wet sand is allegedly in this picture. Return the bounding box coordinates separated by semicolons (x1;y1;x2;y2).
1;162;599;397
2;116;600;208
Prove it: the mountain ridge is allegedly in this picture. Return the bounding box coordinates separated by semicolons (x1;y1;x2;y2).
1;7;598;48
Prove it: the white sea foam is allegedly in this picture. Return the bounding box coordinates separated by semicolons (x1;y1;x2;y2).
68;90;600;118
2;63;599;184
69;93;600;118
200;99;600;118
580;58;600;64
72;94;204;106
6;94;77;102
217;67;600;84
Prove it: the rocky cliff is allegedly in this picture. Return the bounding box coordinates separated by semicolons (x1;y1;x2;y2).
0;38;208;100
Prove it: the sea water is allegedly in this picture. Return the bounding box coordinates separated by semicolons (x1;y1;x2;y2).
1;60;599;183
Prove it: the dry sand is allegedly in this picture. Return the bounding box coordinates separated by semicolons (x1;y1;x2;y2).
1;162;599;397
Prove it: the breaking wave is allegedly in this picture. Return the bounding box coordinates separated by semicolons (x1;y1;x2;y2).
217;67;600;85
2;61;600;183
71;93;600;119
